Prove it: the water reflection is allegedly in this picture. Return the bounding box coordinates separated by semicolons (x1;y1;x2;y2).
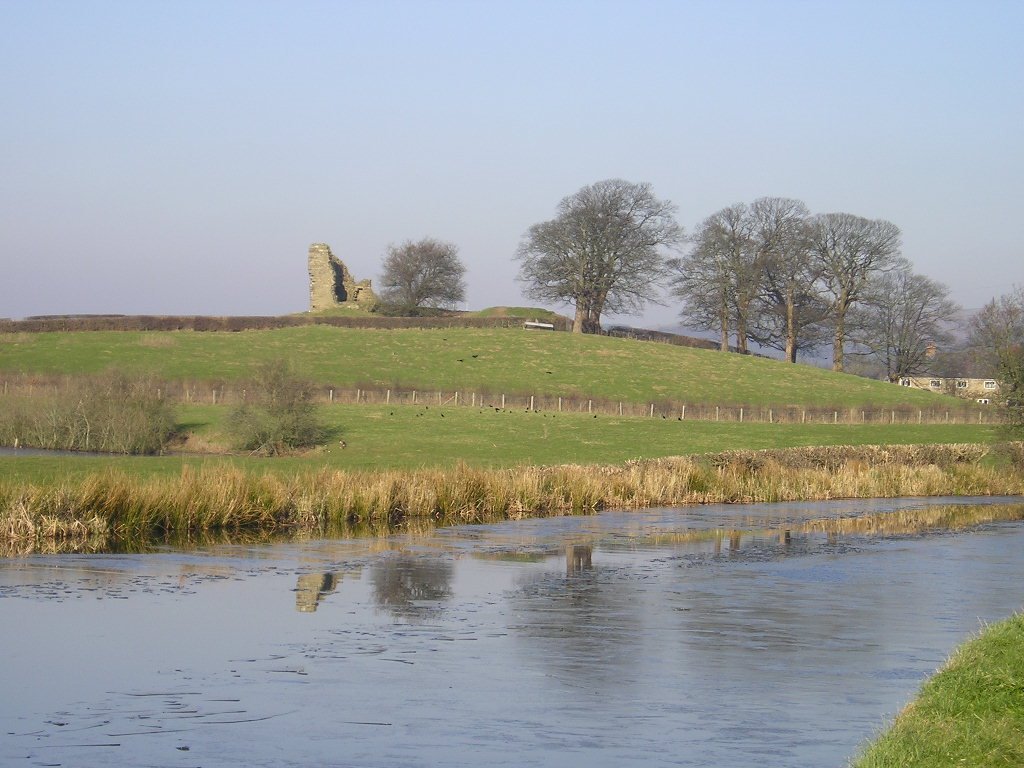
295;572;339;612
511;549;644;690
370;553;454;618
2;498;1024;768
565;544;592;575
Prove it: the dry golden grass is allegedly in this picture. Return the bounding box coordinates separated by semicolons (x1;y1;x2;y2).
2;443;1022;552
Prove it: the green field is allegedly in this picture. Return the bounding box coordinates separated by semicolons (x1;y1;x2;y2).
0;325;971;408
0;403;998;484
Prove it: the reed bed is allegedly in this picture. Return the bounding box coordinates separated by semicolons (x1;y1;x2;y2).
3;443;1023;552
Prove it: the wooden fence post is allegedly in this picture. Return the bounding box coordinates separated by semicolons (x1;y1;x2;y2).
649;403;654;418
412;390;417;404
502;393;506;409
530;395;534;411
716;406;720;421
588;399;592;413
558;397;562;412
387;389;391;404
739;407;743;423
329;388;334;403
681;405;686;420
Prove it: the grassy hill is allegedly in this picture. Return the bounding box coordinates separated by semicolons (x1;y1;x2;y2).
0;324;968;409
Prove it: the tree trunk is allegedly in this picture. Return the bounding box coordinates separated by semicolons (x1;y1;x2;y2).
735;296;750;354
720;296;730;352
785;289;797;363
833;310;845;371
572;304;587;334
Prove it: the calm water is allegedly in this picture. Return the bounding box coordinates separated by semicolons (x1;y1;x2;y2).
2;496;1023;767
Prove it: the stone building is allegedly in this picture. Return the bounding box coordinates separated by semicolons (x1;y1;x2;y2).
897;376;1001;403
307;243;377;312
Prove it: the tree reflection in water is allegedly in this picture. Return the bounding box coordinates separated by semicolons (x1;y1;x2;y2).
566;544;592;575
370;553;454;618
510;542;645;691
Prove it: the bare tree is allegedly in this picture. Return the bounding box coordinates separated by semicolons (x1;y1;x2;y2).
968;287;1024;419
811;213;903;371
747;197;828;363
379;238;466;312
671;203;758;352
516;179;683;334
849;268;960;382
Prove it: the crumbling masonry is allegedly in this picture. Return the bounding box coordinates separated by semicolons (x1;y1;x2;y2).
307;243;377;312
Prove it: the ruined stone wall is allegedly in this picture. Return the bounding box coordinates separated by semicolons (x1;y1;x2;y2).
307;243;377;312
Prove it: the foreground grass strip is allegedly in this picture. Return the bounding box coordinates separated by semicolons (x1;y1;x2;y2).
853;613;1024;768
3;444;1023;550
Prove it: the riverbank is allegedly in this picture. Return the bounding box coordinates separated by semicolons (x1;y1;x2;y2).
3;443;1023;553
852;612;1024;767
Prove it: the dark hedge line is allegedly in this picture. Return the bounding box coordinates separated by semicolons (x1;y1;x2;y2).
605;325;771;355
0;314;573;333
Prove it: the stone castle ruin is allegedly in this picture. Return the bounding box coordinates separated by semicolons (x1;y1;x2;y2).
307;243;377;312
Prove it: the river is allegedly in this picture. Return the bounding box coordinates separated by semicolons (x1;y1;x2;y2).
2;496;1023;767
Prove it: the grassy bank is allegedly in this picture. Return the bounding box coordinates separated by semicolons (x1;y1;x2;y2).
0;325;967;408
3;444;1022;553
852;613;1024;767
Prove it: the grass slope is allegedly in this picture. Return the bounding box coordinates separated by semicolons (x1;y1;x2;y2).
0;326;966;408
853;613;1024;767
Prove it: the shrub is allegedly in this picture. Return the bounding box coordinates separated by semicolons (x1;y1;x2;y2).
0;372;176;454
228;360;326;455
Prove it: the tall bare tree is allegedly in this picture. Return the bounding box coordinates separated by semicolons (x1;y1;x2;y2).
747;197;827;363
380;238;466;312
849;268;960;382
671;203;759;352
811;213;903;371
516;179;683;334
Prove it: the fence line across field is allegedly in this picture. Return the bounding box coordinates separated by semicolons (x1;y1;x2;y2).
0;378;1002;426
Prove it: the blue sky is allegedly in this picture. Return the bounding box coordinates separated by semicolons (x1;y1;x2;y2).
1;0;1021;326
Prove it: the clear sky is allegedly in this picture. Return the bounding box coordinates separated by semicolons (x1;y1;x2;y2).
2;0;1021;326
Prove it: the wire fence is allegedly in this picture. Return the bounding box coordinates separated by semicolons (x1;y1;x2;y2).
0;376;1002;426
